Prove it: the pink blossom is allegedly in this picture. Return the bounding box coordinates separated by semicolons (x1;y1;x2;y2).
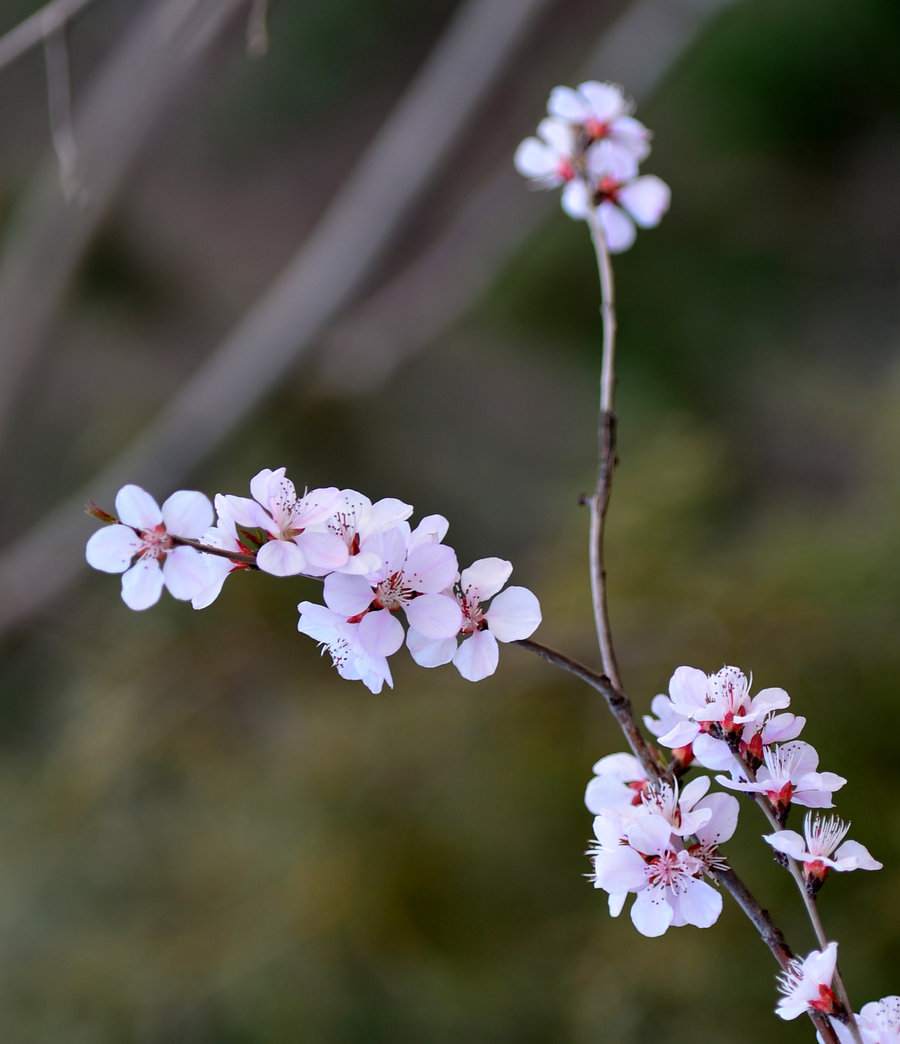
776;942;841;1020
718;741;846;819
547;81;651;167
222;468;347;577
764;813;881;890
297;601;393;694
86;484;214;610
407;557;541;681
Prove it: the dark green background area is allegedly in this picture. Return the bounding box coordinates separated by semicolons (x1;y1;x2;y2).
1;0;899;1040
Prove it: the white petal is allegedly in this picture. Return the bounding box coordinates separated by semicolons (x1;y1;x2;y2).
249;467;280;506
485;586;541;642
597;200;636;253
115;485;162;529
514;138;558;180
406;629;457;668
561;179;589;219
537;116;574;155
832;840;882;871
459;557;512;602
297;530;350;572
578;81;625;122
764;830;807;860
161;490;213;538
630;888;674;937
120;559;164;610
256;538;307;577
358;609;405;657
617;175;671;228
547;86;587;122
675;878;722;929
453;630;499;682
404;542;459;593
162;546;213;601
86;525;142;573
405;593;462;640
323;572;374;616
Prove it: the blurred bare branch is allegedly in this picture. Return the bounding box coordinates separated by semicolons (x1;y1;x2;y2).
0;0;247;459
42;18;83;203
0;0;99;70
245;0;268;57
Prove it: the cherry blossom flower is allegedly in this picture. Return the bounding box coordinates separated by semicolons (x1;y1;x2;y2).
320;520;462;660
718;741;846;821
310;489;414;577
588;776;734;938
764;813;881;891
86;484;214;610
221;468;347;577
406;557;541;681
599;811;723;937
514;117;577;189
297;601;393;695
547;81;651;166
776;942;841;1020
563;148;670;252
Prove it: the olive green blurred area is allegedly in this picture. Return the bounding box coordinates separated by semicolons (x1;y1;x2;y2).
1;0;899;1040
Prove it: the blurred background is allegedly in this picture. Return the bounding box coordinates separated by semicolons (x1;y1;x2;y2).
0;0;899;1040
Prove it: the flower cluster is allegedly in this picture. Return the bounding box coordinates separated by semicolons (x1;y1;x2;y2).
86;470;541;693
514;81;670;251
586;664;881;955
644;665;845;824
586;752;738;937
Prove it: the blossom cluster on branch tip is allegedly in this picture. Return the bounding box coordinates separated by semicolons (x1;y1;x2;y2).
585;664;880;950
514;81;670;251
85;471;542;693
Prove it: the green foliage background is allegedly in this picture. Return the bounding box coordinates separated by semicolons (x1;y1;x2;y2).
1;0;899;1040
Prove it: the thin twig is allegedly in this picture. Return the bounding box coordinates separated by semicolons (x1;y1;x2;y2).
583;204;623;692
516;638;662;781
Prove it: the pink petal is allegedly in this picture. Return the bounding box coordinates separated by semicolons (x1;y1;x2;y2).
404;542;459;594
161;490;213;538
298;530;350;572
256;538;307;577
405;593;462;640
485;586;541;642
358;609;405;657
578;81;625;122
406;629;457;668
115;485;162;529
86;524;142;573
323;572;375;617
597;200;636;253
547;86;586;122
617;175;671;228
514;138;558;180
459;558;512;603
453;630;499;682
162;546;212;601
121;559;164;610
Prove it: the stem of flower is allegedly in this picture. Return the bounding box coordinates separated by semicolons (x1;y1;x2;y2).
171;534;258;567
582;203;622;693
